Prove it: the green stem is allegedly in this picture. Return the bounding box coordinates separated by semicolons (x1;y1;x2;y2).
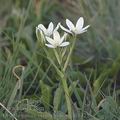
62;47;67;59
53;49;61;65
43;47;64;78
44;47;73;119
63;36;76;72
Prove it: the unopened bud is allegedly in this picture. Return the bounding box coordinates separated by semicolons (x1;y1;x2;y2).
36;27;45;46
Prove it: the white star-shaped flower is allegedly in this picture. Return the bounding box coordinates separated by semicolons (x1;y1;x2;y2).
45;31;69;48
36;22;60;37
37;22;54;36
60;17;90;35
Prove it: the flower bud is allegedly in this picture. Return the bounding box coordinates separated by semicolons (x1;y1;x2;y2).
36;27;45;46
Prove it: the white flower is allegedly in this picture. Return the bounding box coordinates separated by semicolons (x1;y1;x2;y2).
37;22;54;36
45;31;69;48
36;22;60;37
36;28;45;44
60;17;90;35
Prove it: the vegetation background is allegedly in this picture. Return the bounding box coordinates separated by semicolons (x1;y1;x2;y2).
0;0;120;120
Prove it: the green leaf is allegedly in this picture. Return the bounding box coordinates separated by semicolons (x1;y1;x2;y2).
27;109;53;120
53;86;63;111
93;71;108;95
69;81;79;96
7;81;19;110
40;81;52;110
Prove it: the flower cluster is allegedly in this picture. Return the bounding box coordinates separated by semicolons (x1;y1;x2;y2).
36;17;89;48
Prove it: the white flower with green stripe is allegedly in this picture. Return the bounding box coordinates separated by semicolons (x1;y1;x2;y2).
60;17;90;35
37;22;60;37
45;31;69;48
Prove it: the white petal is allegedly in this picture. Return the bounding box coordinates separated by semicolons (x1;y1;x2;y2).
36;27;39;40
76;30;87;34
40;30;46;41
46;37;55;45
60;42;69;47
76;17;84;31
38;24;47;33
76;25;90;34
47;22;54;36
59;33;67;44
60;24;72;34
54;22;60;32
82;25;90;31
81;30;87;33
66;19;75;30
53;31;60;42
45;44;55;48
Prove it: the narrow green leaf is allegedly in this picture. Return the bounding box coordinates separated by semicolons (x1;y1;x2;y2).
53;86;63;111
40;81;52;110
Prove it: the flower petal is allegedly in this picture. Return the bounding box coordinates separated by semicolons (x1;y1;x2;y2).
36;27;45;42
82;25;90;31
47;22;54;36
53;31;60;42
36;27;39;35
76;17;84;31
54;22;60;32
45;44;55;48
60;42;70;47
59;33;68;44
38;24;47;33
76;25;90;34
66;19;75;30
60;24;72;34
76;30;87;34
46;37;55;45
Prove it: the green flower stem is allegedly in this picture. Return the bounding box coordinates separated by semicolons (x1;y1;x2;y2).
53;48;72;119
61;35;77;120
44;47;73;119
62;47;67;59
43;48;64;78
53;49;61;65
44;48;72;119
63;35;76;72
